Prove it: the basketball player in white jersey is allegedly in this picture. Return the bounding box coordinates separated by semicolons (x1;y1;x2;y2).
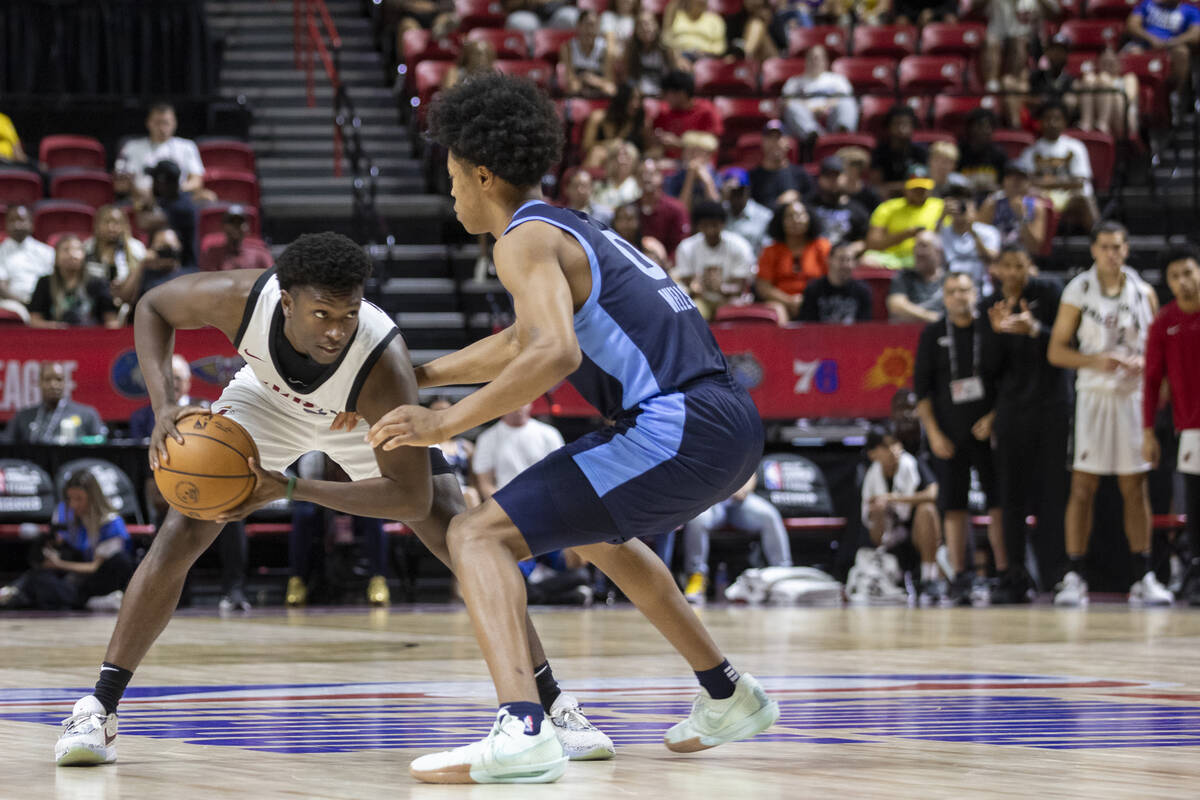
54;233;613;766
1047;221;1173;606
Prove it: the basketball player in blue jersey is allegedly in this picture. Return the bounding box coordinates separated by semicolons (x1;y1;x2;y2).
366;74;779;784
54;232;613;766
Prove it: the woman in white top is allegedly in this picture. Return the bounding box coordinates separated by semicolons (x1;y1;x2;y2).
561;10;616;98
592;141;643;209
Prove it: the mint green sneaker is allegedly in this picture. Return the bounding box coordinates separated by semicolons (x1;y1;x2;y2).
664;673;780;753
410;710;568;784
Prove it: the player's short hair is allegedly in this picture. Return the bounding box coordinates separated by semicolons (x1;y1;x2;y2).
275;232;373;295
1164;243;1200;268
427;73;564;190
1090;219;1128;243
691;200;726;225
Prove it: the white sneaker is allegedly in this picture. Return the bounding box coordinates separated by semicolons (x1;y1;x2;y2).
55;696;117;766
664;673;779;753
1054;571;1089;606
1129;571;1174;606
84;590;124;612
409;709;567;784
548;693;614;761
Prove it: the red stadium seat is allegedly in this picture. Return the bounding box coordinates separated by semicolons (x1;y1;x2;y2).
1121;50;1170;125
401;28;459;71
692;59;760;96
732;132;798;167
1058;0;1085;17
932;95;1000;135
1057;19;1124;55
0;306;26;325
0;170;43;206
49;170;114;208
713;0;745;14
33;200;94;243
453;0;506;31
467;27;530;59
831;57;897;94
713;304;780;324
204;169;260;207
199;204;261;240
1085;0;1139;18
494;59;553;90
412;60;453;111
532;29;576;63
957;0;986;21
853;267;896;321
198;140;256;172
897;56;964;94
561;97;609;154
852;25;918;59
1064;52;1098;78
714;97;779;150
992;129;1035;160
760;58;806;95
38;135;106;171
1066;128;1115;193
918;23;986;58
787;25;849;59
1037;197;1058;257
812;132;876;161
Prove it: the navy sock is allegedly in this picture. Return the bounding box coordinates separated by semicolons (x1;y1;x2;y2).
695;659;740;700
1067;555;1086;578
93;662;133;715
533;661;562;712
1133;551;1152;579
500;701;544;735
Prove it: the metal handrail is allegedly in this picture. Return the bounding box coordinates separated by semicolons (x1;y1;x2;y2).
293;0;343;176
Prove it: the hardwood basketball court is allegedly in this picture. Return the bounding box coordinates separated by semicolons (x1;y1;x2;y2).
2;602;1198;798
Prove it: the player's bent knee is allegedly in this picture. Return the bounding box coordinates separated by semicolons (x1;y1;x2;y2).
445;501;530;561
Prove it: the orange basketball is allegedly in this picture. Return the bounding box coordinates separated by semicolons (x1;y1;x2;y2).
153;412;259;521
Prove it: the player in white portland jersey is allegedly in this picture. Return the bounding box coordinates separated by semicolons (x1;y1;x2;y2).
54;233;613;769
1047;221;1172;607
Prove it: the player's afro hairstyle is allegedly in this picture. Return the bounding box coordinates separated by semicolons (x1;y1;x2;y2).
275;232;373;294
426;72;563;189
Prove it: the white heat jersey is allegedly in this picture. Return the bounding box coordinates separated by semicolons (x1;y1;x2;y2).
230;267;398;420
1061;265;1155;395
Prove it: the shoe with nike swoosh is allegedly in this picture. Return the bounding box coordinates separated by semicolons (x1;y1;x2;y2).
55;696;118;766
410;709;567;784
664;673;779;753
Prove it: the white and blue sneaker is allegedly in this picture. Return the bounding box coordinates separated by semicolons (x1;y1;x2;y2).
55;696;118;766
410;709;567;784
549;693;615;760
664;673;779;753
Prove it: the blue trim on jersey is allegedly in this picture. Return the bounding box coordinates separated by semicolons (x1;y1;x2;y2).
572;392;686;496
503;212;602;318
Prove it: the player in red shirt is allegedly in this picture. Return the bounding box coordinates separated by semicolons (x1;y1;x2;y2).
1143;245;1200;603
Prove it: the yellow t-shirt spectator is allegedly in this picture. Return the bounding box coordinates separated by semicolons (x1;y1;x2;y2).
666;10;726;56
0;114;21;161
867;196;945;262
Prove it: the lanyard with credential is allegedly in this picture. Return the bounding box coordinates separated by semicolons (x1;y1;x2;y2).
945;316;981;380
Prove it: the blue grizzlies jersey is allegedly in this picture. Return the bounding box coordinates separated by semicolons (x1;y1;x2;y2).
504;201;729;419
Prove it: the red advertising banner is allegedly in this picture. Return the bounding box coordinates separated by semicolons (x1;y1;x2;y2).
0;328;240;423
545;322;924;420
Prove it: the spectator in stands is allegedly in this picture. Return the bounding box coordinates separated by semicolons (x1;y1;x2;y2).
861;425;943;602
472;403;565;501
592;141;643;209
85;205;145;295
979;160;1049;253
562;167;614;224
581;82;646;167
1005;33;1074;128
122;228;195;311
114;101;210;202
982;0;1058;95
927;141;960;195
0;110;28;166
504;0;580;36
441;39;497;90
4;361;106;444
627;10;681;97
891;0;958;24
851;0;891;25
27;235;119;329
672;200;756;319
562;10;617;98
798;240;873;323
1078;49;1139;139
781;46;858;142
649;70;722;158
140;159;198;267
636;158;691;257
891;388;925;456
807;156;870;249
0;205;54;322
864;165;946;269
129;354;198;441
199;205;272;272
914;272;1007;605
601;0;639;52
664;0;727;59
886;230;946;323
939;176;1001;294
0;470;133;611
665;131;721;212
429;396;481;508
726;0;779;62
612;202;671;268
957;109;1008;195
749;120;814;208
756;198;830;323
981;244;1070;601
393;0;456;41
870;105;928;198
1127;0;1200;113
681;474;794;604
837;145;883;211
721;167;773;255
1017;100;1098;231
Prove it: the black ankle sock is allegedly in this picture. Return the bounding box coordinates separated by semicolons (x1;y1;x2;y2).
533;661;562;712
500;701;544;735
695;659;740;700
1067;555;1087;578
93;662;133;715
1133;551;1152;579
